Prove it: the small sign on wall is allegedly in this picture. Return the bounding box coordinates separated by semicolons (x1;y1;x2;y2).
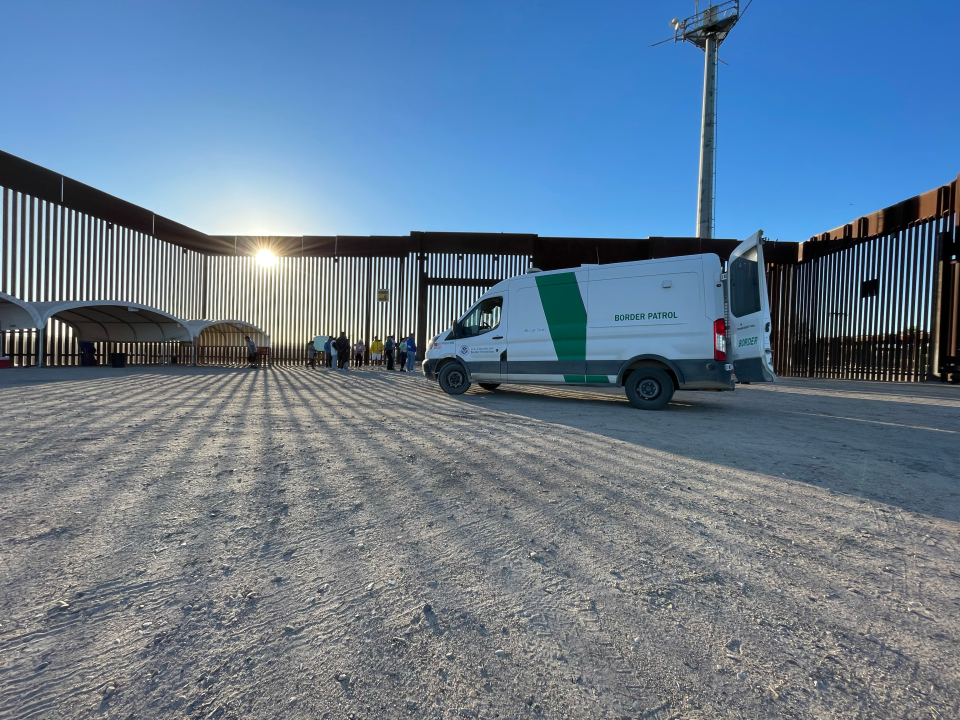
377;289;390;302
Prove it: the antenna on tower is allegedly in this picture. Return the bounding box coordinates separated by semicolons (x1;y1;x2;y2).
653;1;745;239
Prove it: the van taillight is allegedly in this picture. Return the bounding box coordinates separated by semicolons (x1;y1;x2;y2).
714;319;726;361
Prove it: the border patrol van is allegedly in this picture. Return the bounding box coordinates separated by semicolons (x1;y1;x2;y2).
423;231;776;410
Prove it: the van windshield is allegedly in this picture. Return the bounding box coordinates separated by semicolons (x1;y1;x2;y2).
457;297;502;337
730;247;762;317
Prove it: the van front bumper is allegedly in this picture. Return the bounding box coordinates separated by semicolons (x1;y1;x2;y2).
423;358;439;380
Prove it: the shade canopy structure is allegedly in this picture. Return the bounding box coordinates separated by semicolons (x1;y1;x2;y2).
0;291;44;333
30;301;193;343
186;319;271;366
185;319;270;347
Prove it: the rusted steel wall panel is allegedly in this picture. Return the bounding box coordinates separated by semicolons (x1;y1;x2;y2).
774;177;957;382
203;250;528;364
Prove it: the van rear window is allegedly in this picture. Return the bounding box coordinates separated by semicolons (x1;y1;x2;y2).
730;247;761;318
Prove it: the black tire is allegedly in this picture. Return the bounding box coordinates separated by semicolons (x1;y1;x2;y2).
478;383;500;391
438;363;471;395
624;367;674;411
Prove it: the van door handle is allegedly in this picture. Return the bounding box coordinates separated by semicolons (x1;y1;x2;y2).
492;336;503;339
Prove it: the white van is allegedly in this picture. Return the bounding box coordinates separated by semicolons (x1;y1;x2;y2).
423;231;776;409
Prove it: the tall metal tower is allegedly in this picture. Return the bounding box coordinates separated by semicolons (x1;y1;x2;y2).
660;1;744;238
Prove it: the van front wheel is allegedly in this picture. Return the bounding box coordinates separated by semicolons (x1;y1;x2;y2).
438;363;470;395
624;367;674;410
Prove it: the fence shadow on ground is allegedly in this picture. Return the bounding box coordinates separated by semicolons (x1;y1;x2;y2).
2;366;959;720
450;377;960;524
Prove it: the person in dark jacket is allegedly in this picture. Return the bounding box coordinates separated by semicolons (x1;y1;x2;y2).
384;335;395;371
336;332;350;370
323;336;333;368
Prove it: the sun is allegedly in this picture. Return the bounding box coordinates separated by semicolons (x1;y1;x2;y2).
255;248;278;267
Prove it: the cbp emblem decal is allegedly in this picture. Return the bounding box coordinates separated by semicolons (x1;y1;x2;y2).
460;345;469;355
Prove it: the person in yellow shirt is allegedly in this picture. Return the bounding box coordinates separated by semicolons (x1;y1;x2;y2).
370;337;384;366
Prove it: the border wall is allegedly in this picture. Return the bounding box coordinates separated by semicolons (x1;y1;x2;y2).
768;179;957;382
1;150;957;381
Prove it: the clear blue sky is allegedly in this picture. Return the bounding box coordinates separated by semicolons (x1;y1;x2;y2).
1;1;956;242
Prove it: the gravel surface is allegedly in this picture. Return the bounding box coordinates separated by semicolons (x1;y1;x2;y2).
0;366;957;719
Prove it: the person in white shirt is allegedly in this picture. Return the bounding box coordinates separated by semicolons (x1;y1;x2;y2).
353;340;365;368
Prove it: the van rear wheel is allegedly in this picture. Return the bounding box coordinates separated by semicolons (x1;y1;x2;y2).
624;367;674;410
478;383;500;391
438;363;470;395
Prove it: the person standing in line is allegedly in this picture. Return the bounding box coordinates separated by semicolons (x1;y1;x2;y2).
307;341;317;369
328;335;337;370
244;335;258;368
353;339;365;368
397;335;406;372
336;331;350;370
322;336;331;368
406;334;417;372
384;335;395;371
370;336;384;367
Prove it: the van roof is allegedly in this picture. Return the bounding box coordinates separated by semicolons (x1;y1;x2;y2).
482;252;718;295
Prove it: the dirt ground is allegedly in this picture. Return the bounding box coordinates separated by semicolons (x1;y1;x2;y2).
0;365;957;720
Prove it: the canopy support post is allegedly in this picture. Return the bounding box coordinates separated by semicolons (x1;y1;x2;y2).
37;325;47;368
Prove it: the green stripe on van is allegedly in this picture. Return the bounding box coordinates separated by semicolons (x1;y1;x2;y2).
535;272;587;362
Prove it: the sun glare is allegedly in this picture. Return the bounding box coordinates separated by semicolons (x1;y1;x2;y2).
256;249;278;267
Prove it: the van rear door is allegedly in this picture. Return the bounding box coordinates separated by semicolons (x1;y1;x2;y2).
727;230;776;383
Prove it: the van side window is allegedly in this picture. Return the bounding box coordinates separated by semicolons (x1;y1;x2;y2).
730;247;762;317
457;296;503;338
